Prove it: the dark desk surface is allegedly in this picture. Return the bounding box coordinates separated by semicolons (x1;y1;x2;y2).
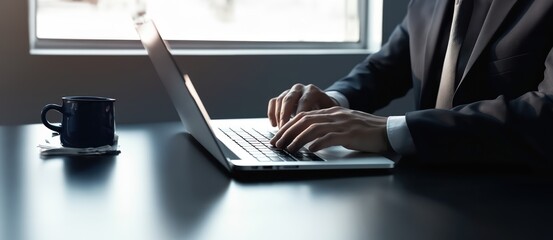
1;122;552;240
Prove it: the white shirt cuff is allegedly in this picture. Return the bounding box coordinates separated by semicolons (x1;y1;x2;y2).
325;91;350;108
386;116;416;155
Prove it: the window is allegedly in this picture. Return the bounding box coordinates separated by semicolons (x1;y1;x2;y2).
30;0;382;54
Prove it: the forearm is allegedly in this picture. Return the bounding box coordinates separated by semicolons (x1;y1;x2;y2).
327;91;416;155
406;92;553;168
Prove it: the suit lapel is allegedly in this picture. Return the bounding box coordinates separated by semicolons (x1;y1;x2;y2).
457;0;518;87
422;0;450;82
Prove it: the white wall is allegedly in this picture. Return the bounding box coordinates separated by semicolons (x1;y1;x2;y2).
0;0;410;125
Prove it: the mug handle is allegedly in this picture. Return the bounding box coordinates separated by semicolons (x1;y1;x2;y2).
41;104;63;133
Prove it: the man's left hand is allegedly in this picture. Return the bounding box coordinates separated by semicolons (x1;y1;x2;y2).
270;106;390;153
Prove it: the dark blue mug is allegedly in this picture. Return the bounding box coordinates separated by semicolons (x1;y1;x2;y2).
41;96;116;148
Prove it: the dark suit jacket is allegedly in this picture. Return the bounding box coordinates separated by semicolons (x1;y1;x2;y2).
326;0;553;169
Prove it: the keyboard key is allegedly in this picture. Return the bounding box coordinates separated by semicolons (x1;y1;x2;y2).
255;157;271;162
300;153;323;161
282;157;297;162
269;157;284;162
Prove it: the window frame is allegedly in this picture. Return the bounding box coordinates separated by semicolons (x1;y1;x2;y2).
29;0;383;55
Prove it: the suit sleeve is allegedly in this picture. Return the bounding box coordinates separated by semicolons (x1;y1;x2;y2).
405;46;553;170
325;17;413;113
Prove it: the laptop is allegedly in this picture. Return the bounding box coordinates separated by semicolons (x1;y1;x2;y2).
134;18;394;173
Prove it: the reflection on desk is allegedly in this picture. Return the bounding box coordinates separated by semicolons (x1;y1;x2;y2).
0;122;552;240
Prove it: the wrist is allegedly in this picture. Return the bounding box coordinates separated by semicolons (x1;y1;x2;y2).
383;117;393;152
325;91;349;108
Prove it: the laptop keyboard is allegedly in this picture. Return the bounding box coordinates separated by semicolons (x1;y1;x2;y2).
219;127;323;162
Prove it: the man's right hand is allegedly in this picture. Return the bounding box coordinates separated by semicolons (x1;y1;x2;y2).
267;84;339;128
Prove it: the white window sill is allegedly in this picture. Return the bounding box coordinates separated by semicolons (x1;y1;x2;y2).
30;48;374;56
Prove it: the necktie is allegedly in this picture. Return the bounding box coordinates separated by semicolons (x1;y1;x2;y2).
436;0;467;109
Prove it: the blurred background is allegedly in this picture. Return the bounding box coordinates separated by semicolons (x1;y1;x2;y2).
37;0;361;42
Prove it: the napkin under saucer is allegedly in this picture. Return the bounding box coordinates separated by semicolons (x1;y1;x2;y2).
38;134;121;156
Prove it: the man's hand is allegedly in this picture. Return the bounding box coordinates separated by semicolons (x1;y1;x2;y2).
268;84;339;128
270;106;390;153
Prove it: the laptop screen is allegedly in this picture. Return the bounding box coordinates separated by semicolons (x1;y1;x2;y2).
135;18;231;170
